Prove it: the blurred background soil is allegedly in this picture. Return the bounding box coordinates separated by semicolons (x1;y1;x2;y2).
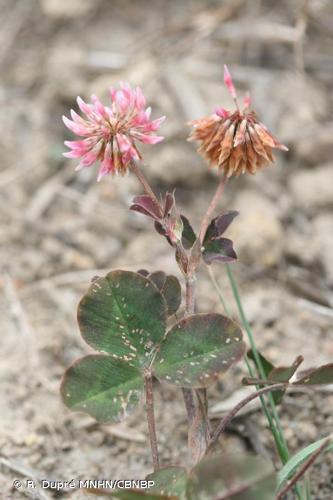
0;0;333;498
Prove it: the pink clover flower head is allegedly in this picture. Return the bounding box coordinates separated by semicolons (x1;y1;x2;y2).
63;82;165;181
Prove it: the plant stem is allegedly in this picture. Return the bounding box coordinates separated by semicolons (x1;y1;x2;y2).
209;383;287;446
144;372;160;471
199;174;227;243
130;161;197;427
185;275;196;315
130;161;162;210
183;275;197;423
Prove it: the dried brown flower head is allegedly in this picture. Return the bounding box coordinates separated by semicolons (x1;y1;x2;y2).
188;65;288;177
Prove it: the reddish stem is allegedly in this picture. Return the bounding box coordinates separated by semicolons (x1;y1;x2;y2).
144;372;160;471
130;161;162;210
130;161;197;426
183;275;197;424
209;383;287;447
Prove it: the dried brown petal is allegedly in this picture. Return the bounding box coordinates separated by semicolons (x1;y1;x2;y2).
189;110;288;177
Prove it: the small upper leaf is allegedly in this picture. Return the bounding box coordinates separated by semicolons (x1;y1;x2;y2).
204;211;239;241
163;191;175;218
154;313;245;388
180;216;197;249
78;271;167;368
187;453;276;500
130;195;163;220
202;211;238;265
203;237;237;264
61;355;143;423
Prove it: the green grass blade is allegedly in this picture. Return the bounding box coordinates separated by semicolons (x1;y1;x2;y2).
277;435;333;493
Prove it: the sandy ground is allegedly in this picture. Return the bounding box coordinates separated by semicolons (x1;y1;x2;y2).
1;0;333;498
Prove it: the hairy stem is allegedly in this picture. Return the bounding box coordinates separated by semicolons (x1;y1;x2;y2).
209;383;287;446
144;372;160;471
130;161;162;210
183;275;197;424
185;275;196;314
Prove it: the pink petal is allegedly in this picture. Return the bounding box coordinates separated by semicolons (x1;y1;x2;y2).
62;115;90;136
243;92;251;110
63;150;82;158
77;96;94;116
120;82;135;107
135;86;146;110
91;94;108;118
79;150;100;167
64;139;90;151
109;86;117;102
149;115;165;130
133;132;164;144
223;64;237;100
116;133;131;152
116;90;131;114
97;149;114;181
215;107;230;119
70;109;86;124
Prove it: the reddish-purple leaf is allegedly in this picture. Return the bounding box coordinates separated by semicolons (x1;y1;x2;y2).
130;195;163;220
204;211;239;242
202;211;238;265
163;191;175;218
203;237;237;265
